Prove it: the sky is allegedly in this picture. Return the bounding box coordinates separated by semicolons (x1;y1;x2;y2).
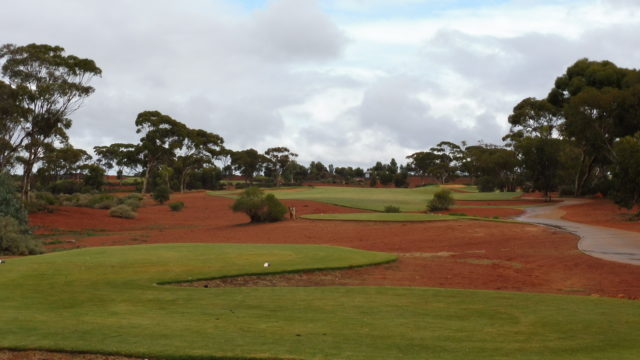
2;0;640;168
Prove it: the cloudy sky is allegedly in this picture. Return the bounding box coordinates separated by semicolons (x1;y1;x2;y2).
2;0;639;167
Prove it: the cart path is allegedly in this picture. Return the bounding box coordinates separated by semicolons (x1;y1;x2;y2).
517;199;640;265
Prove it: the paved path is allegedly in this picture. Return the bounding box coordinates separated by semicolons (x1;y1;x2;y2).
517;199;640;265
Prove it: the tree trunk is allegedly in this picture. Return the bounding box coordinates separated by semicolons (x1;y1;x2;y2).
141;166;151;194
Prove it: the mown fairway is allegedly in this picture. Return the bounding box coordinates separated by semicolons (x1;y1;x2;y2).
302;213;515;222
262;186;521;211
2;244;639;360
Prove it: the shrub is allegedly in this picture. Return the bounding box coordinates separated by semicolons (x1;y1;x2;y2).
87;194;117;209
109;205;137;219
47;179;83;195
231;187;287;223
427;189;455;211
383;205;401;213
262;194;287;222
123;193;144;202
0;216;42;256
35;191;59;205
0;172;28;227
153;185;171;204
24;199;52;214
168;201;184;212
477;177;497;192
123;199;142;210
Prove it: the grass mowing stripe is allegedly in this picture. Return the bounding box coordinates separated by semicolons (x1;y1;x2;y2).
301;213;520;223
209;186;522;212
1;244;639;359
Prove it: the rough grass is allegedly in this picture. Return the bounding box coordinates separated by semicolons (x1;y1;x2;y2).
1;244;639;359
212;186;522;212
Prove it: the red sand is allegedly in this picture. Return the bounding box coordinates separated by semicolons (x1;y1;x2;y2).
560;199;640;233
29;192;640;299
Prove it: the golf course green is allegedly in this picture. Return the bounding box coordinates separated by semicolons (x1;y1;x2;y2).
1;243;639;360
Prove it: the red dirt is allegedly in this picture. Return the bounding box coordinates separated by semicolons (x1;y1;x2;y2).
560;199;640;233
29;192;640;300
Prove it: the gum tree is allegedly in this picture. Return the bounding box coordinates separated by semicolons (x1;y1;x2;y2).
0;43;101;200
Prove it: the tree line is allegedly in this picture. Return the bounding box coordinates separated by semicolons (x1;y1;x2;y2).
1;43;639;212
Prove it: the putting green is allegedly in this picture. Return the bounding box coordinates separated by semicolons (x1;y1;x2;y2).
1;244;639;360
213;186;522;212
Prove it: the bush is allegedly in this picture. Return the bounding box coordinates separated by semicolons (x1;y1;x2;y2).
427;189;455;211
87;194;118;209
153;185;171;204
168;201;184;212
262;194;287;222
0;216;42;256
123;199;142;210
0;172;28;227
123;193;144;202
109;205;137;219
383;205;401;213
34;191;58;205
477;177;497;192
47;179;83;195
231;187;287;223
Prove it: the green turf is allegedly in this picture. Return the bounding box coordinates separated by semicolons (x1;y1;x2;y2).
1;244;639;359
302;212;514;223
212;186;522;211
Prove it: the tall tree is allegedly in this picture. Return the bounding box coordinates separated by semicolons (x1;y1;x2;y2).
406;151;438;185
0;43;101;200
93;143;139;179
135;111;187;194
264;147;297;186
174;128;224;192
231;149;267;183
609;133;640;215
0;80;23;170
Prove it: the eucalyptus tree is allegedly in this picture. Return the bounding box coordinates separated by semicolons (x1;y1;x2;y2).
0;80;23;170
174;128;224;192
231;149;268;184
0;43;101;200
264;147;297;186
135;111;188;194
93;143;140;179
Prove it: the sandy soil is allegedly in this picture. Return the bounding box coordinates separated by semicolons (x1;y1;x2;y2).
560;199;640;233
29;192;640;299
13;192;640;359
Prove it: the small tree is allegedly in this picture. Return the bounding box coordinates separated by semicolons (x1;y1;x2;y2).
153;185;171;204
231;187;287;223
427;189;455;211
0;172;41;255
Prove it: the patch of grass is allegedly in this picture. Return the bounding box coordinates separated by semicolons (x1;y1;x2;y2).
0;244;639;359
212;186;522;212
302;213;517;223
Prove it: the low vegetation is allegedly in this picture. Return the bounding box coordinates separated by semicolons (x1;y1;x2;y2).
0;244;638;360
168;201;184;212
427;189;455;211
108;204;137;219
231;186;288;222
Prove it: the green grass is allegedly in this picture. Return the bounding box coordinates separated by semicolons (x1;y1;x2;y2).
1;244;640;359
212;186;522;212
302;213;515;223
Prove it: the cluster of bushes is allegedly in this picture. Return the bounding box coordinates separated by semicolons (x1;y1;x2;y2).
231;187;287;223
0;172;42;256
